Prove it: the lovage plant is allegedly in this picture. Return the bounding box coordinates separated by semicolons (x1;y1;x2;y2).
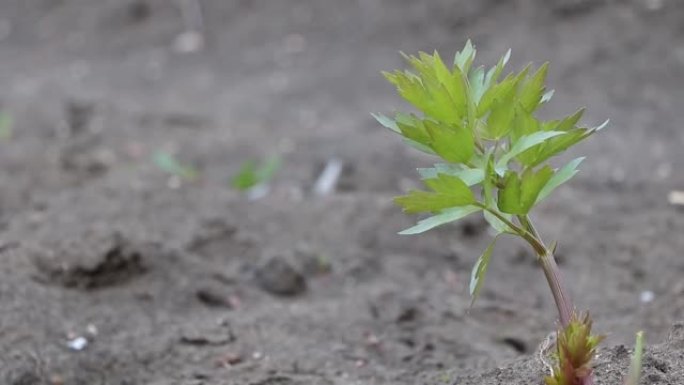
374;41;618;385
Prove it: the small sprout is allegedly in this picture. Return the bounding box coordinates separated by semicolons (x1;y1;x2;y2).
152;150;199;181
624;331;645;385
231;156;280;192
376;40;638;384
0;111;13;140
544;313;604;385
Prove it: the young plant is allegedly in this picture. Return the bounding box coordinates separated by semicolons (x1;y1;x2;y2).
231;156;280;192
374;41;613;385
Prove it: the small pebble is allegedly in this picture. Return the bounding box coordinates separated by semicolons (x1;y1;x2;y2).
640;290;655;303
67;336;88;351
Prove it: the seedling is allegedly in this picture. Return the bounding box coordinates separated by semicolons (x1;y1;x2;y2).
152;150;199;181
0;111;13;140
376;41;641;385
231;156;280;192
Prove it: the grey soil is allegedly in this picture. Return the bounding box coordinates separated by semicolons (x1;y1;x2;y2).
0;0;683;384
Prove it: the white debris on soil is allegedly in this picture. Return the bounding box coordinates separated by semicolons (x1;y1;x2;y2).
247;184;270;201
313;158;344;196
67;336;88;351
640;290;655;303
668;191;684;206
173;30;204;54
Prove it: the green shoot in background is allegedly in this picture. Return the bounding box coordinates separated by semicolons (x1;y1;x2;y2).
231;156;280;191
376;40;641;385
0;111;13;140
152;150;199;181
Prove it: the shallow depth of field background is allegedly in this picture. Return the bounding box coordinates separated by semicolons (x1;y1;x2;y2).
0;1;683;384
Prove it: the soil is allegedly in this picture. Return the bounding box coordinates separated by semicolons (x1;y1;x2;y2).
1;0;683;384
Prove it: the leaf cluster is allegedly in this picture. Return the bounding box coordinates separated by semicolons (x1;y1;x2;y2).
376;41;605;304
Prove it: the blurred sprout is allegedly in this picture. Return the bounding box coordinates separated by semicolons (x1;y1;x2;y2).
231;156;281;192
152;150;199;181
0;111;13;140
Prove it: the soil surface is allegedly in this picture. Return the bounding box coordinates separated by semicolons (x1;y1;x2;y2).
1;0;684;384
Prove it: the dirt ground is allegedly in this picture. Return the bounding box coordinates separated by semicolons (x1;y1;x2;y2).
0;0;683;384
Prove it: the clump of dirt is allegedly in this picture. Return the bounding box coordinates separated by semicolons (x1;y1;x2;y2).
424;322;684;384
30;229;149;290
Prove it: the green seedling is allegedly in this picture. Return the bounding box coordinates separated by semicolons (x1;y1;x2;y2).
152;150;199;181
624;331;644;385
231;156;280;191
0;111;13;140
376;41;642;385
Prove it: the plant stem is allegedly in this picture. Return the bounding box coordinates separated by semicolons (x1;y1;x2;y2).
517;215;573;327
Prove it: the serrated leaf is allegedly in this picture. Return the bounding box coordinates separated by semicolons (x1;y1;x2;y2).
536;157;584;203
396;115;431;145
483;93;516;139
424;173;473;196
523;128;591;167
469;65;486;104
371;113;399;133
496;131;565;171
399;206;481;235
394;190;471;214
395;174;475;214
454;39;476;73
469;237;498;307
482;49;511;92
391;52;467;124
403;138;437;155
477;72;521;118
424;119;474;163
498;167;554;214
417;165;484;186
519;62;549;112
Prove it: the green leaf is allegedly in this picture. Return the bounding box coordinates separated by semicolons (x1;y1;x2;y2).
536;157;584;203
483;92;516;139
454;39;476;73
481;151;515;234
498;167;554;214
395;173;475;214
477;72;521;118
469;65;486;104
396;114;431;145
519;62;549;112
424;173;474;196
424;119;474;163
417;165;484;186
496;131;565;171
403;138;437;155
371;113;399;133
482;49;511;92
523;128;591;167
399;206;481;235
469;236;498;307
387;52;467;124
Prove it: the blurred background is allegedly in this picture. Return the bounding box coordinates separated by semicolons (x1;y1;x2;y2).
0;1;683;384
